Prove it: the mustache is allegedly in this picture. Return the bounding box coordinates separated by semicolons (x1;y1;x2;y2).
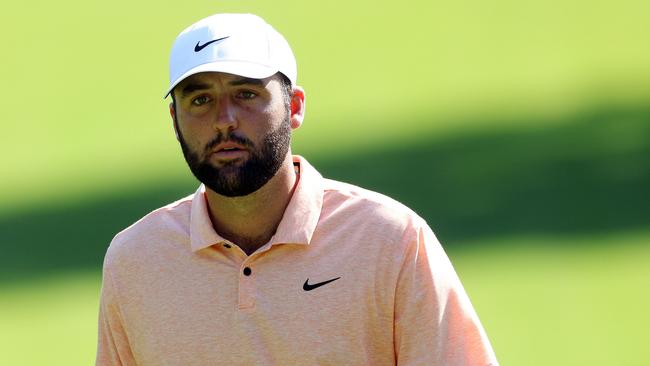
204;131;254;154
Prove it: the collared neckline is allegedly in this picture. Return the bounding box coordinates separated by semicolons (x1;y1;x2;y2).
189;155;324;252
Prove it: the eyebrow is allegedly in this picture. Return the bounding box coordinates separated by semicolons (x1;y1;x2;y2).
179;77;267;97
228;77;266;87
180;82;212;97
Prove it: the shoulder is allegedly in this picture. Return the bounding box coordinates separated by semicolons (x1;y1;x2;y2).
103;193;194;269
317;178;444;286
322;178;424;220
320;178;429;240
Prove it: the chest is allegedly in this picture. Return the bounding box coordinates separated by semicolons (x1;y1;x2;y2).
118;244;398;365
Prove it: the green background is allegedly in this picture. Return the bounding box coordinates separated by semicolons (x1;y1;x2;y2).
1;0;649;364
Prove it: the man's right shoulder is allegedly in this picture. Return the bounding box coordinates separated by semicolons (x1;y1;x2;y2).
105;193;194;262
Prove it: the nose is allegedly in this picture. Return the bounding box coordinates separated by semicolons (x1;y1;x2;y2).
213;95;238;132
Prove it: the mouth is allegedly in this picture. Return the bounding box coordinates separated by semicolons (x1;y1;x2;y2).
210;143;249;160
220;147;242;152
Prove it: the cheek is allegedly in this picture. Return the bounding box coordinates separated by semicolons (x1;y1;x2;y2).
250;104;287;127
176;119;209;151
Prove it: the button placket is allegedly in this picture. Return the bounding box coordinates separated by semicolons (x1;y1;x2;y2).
238;262;256;309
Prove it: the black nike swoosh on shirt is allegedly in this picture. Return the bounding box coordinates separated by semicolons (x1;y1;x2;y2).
194;36;230;52
303;277;341;291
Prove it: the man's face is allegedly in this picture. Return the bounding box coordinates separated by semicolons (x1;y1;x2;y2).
171;72;294;197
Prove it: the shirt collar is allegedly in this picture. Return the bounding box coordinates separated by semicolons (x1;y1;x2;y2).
189;155;324;252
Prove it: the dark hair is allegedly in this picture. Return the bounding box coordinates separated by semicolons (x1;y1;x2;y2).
276;72;292;110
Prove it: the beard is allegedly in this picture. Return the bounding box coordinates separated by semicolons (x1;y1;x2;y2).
176;117;292;197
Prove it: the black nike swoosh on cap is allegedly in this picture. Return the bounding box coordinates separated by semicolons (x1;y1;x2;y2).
194;36;230;52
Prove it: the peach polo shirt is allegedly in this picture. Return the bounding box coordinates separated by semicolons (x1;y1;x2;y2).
96;155;498;365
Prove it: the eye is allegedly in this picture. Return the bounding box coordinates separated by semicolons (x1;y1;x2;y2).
237;90;257;100
191;95;211;106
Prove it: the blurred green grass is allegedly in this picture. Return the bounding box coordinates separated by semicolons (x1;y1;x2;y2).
455;232;650;366
1;0;649;364
2;0;649;212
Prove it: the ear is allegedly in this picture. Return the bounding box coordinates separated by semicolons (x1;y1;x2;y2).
169;102;180;141
289;86;306;130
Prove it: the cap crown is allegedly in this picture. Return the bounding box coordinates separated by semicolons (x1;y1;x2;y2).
166;14;296;97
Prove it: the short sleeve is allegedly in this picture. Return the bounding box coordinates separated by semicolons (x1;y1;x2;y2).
96;263;136;366
394;221;498;365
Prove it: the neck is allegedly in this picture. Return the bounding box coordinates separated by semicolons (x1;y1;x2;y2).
205;154;297;255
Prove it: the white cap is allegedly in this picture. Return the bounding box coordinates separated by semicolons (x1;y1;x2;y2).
165;13;297;98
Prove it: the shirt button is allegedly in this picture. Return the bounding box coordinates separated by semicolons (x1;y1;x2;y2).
243;267;252;276
224;243;231;248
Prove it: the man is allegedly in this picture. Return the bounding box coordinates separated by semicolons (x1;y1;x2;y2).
96;13;498;365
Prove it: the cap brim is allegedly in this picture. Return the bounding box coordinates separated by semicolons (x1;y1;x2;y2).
164;61;279;98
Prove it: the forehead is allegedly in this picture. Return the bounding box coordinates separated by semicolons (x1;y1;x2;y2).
174;72;277;97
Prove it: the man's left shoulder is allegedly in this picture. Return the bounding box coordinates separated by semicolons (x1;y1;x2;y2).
321;178;428;231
